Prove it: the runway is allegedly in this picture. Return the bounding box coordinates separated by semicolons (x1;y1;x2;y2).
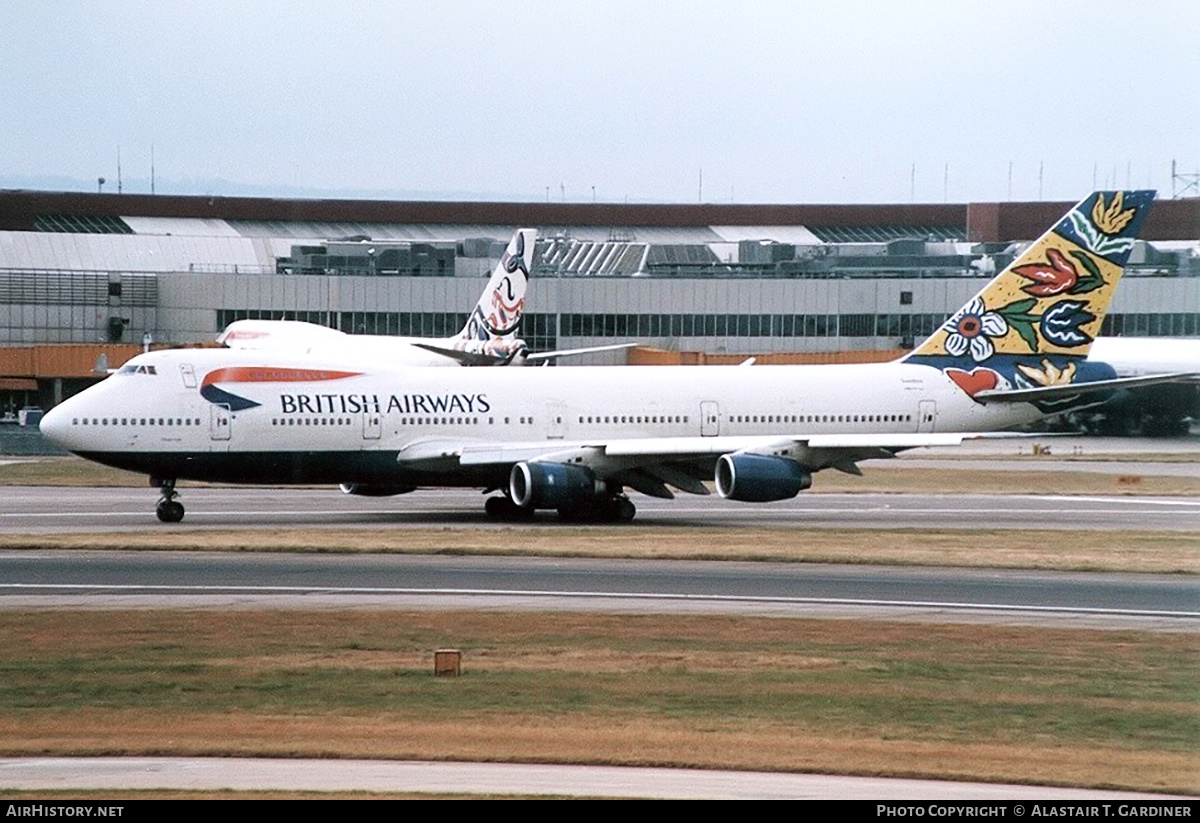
4;479;1196;627
2;550;1196;630
2;485;1199;532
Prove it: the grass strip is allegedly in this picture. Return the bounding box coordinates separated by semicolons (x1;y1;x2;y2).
0;527;1195;574
0;609;1195;794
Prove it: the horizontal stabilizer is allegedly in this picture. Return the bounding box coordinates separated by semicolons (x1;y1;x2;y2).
524;343;638;363
974;372;1199;404
410;342;516;366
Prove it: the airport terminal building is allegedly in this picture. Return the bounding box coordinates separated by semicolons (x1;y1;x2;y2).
1;190;1197;430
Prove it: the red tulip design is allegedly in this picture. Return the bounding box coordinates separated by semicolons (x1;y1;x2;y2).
1014;248;1079;297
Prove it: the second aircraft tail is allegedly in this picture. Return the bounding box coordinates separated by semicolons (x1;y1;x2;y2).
459;228;536;345
413;228;538;365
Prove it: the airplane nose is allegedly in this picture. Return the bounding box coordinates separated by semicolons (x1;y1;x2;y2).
38;403;74;450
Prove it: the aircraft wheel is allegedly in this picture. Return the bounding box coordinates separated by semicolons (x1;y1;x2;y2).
558;497;635;523
556;506;590;522
156;499;185;523
485;495;532;520
613;496;636;522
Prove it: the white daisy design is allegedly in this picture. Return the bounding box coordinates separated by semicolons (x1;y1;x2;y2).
943;297;1008;362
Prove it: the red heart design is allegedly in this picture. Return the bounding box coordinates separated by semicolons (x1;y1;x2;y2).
946;368;999;397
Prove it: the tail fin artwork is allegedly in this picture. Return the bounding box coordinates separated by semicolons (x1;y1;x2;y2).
463;228;536;341
412;228;537;365
903;191;1155;402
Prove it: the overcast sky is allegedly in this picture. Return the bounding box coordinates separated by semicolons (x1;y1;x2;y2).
3;0;1197;204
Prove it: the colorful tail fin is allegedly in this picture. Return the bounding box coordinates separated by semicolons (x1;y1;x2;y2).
903;191;1155;396
457;228;536;344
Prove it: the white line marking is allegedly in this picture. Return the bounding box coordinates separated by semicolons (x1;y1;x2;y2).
2;584;1196;619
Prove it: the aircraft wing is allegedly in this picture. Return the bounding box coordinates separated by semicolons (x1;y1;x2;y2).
395;431;988;497
974;371;1199;404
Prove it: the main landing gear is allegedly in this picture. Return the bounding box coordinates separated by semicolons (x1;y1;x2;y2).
484;494;533;520
153;477;184;523
483;493;637;523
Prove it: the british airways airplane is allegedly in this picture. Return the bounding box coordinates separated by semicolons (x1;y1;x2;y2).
217;228;538;366
40;192;1189;523
217;227;633;366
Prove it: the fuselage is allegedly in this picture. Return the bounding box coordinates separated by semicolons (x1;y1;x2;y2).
40;347;1040;488
1088;337;1200;377
218;319;523;366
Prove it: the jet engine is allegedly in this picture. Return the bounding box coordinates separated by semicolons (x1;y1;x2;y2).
509;461;602;510
715;454;811;502
338;483;417;497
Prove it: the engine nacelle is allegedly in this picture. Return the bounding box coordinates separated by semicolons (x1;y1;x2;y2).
509;461;601;510
338;483;417;497
715;453;811;502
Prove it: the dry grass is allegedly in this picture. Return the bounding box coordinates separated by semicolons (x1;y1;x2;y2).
0;526;1195;574
1;610;1195;794
0;458;141;487
814;466;1200;497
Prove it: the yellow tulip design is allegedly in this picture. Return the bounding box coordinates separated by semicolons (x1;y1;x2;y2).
1091;192;1136;235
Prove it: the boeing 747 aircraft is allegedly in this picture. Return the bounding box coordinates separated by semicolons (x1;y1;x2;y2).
218;228;537;366
218;228;632;366
41;191;1191;523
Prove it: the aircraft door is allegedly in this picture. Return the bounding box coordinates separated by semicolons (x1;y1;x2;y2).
701;401;720;436
179;364;197;388
210;404;231;441
362;410;382;440
917;399;937;433
546;401;567;439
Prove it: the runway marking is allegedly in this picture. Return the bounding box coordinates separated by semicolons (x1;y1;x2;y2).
3;583;1197;619
1022;494;1200;506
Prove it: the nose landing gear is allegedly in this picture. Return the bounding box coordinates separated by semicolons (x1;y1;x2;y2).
153;477;184;523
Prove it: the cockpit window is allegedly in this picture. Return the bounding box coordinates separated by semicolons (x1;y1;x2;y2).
118;364;158;375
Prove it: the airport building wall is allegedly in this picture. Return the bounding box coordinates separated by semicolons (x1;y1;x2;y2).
154;269;1200;355
4;250;1198;358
